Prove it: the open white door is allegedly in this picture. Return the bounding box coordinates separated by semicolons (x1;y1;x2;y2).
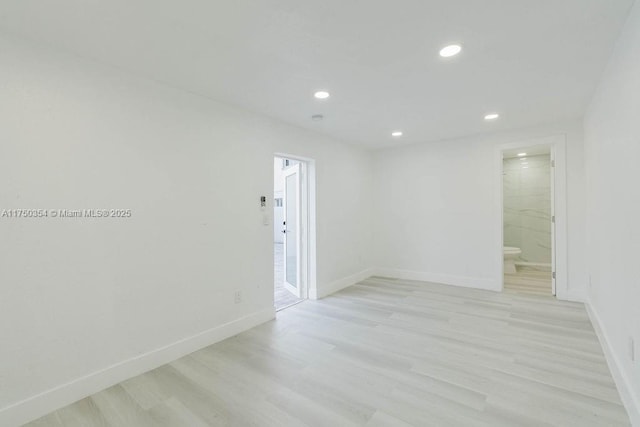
283;164;301;298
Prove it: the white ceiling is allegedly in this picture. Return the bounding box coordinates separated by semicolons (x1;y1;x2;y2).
0;0;633;149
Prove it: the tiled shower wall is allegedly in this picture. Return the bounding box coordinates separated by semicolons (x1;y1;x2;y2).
503;154;552;266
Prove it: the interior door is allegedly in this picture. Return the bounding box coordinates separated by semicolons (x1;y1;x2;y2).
283;164;301;297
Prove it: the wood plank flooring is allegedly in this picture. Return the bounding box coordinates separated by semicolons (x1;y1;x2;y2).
504;269;552;296
26;277;630;426
274;243;303;311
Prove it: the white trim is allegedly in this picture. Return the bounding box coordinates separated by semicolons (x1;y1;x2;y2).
585;302;640;426
563;289;586;303
373;268;499;292
0;307;276;427
312;269;376;299
496;134;570;300
515;261;552;269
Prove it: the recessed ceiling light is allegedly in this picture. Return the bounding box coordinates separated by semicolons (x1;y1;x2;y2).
314;91;330;99
522;166;529;169
521;162;529;165
439;44;462;58
517;152;527;157
484;113;500;120
391;131;403;137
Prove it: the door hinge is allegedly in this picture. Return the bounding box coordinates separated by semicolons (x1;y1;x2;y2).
551;215;555;223
552;272;556;279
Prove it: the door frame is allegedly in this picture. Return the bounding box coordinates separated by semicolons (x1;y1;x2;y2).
496;134;569;299
274;153;317;301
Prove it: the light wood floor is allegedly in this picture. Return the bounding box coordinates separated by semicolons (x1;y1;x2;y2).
26;277;630;426
274;243;303;311
504;269;553;296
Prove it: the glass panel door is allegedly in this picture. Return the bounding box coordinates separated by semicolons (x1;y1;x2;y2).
283;164;301;297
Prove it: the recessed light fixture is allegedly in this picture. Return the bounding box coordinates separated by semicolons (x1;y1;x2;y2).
314;91;330;99
521;162;529;165
522;166;529;169
484;113;500;120
517;152;527;157
439;44;462;58
391;131;403;137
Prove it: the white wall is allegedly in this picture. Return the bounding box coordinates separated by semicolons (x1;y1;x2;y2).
584;1;640;423
0;35;373;425
372;121;586;297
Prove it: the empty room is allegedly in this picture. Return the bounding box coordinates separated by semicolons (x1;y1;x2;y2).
1;1;639;426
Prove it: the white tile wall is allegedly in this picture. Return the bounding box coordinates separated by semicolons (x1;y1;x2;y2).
503;154;552;265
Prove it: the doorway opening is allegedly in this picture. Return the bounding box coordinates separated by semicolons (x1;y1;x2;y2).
274;155;314;311
501;144;555;296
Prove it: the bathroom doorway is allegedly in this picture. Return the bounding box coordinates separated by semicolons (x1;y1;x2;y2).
498;135;568;299
502;146;554;295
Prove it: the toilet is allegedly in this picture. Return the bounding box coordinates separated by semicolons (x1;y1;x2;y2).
504;246;522;274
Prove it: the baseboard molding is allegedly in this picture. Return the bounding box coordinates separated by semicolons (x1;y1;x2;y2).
373;268;500;292
373;267;583;303
557;288;586;303
312;268;375;299
515;261;552;266
0;307;276;427
585;301;640;426
515;261;552;271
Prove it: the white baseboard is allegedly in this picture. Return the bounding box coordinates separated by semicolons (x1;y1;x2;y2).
515;261;552;266
0;307;276;427
585;302;640;426
557;288;586;303
515;261;552;271
372;268;500;292
370;267;583;304
311;268;375;299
